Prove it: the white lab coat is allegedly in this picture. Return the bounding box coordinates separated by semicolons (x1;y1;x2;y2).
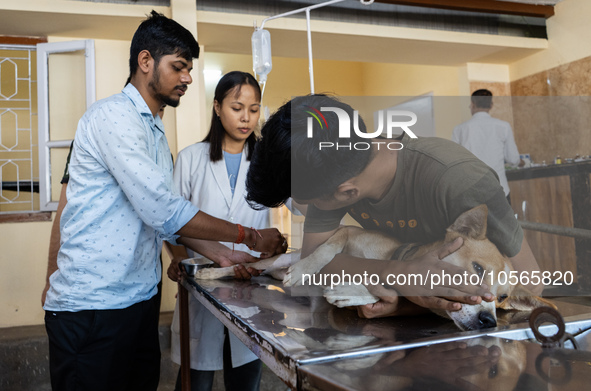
170;142;270;370
452;112;521;196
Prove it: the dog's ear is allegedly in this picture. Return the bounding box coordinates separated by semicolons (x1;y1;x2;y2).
447;205;488;240
498;284;557;311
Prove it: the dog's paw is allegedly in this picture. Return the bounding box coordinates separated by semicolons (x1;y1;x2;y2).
194;267;234;280
323;284;379;308
282;267;299;287
266;267;288;281
283;261;321;287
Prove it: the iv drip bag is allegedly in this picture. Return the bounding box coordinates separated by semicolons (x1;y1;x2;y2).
252;29;272;82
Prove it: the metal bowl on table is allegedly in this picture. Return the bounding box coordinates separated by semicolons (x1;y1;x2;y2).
180;257;214;277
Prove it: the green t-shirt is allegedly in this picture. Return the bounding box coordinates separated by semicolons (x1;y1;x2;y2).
304;134;523;257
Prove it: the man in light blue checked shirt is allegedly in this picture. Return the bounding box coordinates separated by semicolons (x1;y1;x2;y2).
43;11;285;391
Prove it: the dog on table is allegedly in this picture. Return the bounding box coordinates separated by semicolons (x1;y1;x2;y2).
195;205;554;330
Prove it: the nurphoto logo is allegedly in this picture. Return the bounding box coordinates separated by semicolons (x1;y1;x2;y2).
305;106;418;151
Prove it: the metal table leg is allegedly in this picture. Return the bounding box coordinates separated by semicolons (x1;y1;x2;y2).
179;281;191;391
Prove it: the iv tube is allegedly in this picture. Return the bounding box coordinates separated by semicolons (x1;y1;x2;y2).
253;0;375;96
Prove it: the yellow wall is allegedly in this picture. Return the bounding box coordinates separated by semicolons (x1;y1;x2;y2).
0;222;51;326
0;47;409;327
360;62;460;97
0;40;479;327
3;0;580;328
359;62;464;139
201;52;365;134
201;53;463;139
510;0;591;81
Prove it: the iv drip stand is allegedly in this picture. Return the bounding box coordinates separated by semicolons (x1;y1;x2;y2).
257;0;374;95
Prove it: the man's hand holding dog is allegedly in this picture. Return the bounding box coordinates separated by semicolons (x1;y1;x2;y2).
323;237;495;318
388;237;495;313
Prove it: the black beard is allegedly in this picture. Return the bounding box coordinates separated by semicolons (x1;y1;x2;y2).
157;92;180;108
149;66;181;108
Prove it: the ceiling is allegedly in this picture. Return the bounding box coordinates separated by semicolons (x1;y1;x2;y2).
197;20;547;66
0;0;562;67
193;0;557;65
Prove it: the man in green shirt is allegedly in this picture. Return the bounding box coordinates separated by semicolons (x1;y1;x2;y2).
246;94;541;318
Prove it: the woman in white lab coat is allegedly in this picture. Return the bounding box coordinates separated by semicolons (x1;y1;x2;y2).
167;71;268;391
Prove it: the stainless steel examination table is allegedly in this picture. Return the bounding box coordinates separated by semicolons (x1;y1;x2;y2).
178;276;591;391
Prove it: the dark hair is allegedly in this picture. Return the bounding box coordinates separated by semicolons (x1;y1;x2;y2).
246;94;372;209
129;10;200;79
471;89;493;109
246;104;291;209
203;71;261;162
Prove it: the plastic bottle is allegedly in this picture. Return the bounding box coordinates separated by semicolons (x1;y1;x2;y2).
555;155;562;165
252;29;272;82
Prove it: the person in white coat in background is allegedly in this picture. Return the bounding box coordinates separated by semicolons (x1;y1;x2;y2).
452;89;524;205
166;71;272;391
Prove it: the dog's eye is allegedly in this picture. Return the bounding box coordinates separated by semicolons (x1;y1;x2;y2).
488;364;498;378
498;294;508;303
472;262;484;278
